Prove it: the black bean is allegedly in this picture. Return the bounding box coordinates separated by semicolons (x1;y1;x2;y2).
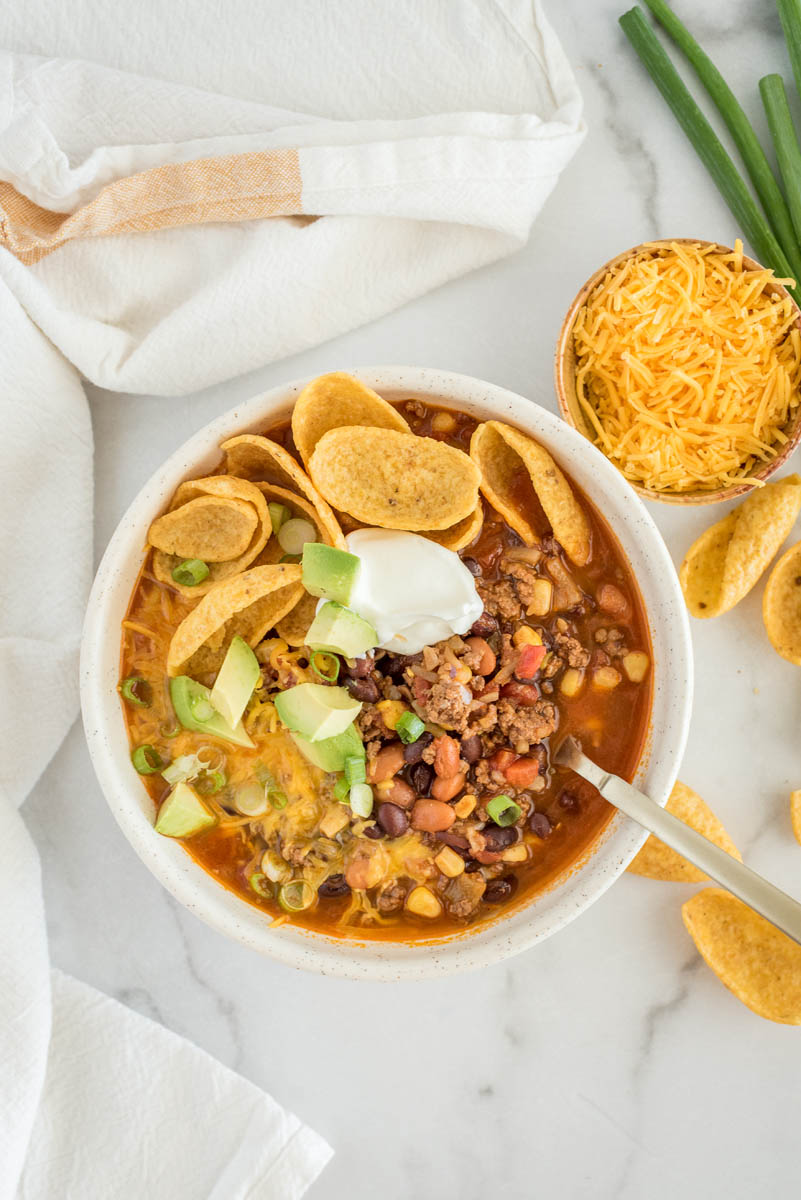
435;830;470;853
408;761;434;795
318;873;351;898
483;877;515;903
344;655;374;679
403;730;434;763
559;790;580;812
507;530;524;547
382;653;420;681
464;859;482;873
470;610;498;637
529;811;552;839
461;556;482;577
376;803;409;838
364;823;385;840
482;825;519;852
344;676;380;703
460;734;482;764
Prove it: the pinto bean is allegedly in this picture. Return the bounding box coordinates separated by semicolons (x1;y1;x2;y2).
343;655;374;679
376;803;410;838
433;735;461;778
597;583;628;617
465;636;496;676
504;757;540;788
431;772;466;802
499;680;539;706
369;742;405;783
384;777;416;808
411;799;456;833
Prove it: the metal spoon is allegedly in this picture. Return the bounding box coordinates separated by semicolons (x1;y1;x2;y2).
554;736;801;947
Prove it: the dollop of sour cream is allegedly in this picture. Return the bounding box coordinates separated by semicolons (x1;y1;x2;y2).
341;528;483;655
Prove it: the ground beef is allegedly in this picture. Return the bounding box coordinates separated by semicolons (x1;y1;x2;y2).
497;697;558;744
376;878;409;913
465;703;498;736
403;399;427;419
443;871;486;918
422;678;471;733
500;559;541;609
356;704;393;744
552;631;590;670
477;578;521;623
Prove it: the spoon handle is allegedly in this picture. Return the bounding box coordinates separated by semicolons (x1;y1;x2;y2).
571;750;801;947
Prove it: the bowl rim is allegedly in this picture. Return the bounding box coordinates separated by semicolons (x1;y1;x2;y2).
80;366;693;980
554;237;801;506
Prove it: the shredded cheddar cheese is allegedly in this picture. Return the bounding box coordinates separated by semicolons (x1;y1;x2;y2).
572;240;801;492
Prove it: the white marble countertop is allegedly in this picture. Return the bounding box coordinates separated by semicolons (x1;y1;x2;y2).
22;1;801;1196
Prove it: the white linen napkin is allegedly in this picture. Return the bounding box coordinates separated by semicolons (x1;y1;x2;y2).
0;3;584;1196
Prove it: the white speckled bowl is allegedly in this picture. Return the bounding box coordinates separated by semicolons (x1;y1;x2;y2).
81;368;692;980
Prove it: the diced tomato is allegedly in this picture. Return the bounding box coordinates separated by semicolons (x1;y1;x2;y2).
514;643;547;680
489;748;516;771
500;680;539;706
412;676;431;704
503;757;540;787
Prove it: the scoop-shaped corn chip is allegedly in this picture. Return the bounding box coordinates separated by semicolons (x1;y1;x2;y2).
470;422;591;565
221;434;345;549
167;564;303;678
148;496;258;562
683;888;801;1024
151;476;270;597
763;539;801;664
308;427;480;531
680;475;801;618
275;591;319;646
292;372;410;468
627;781;741;882
422;506;484;552
790;789;801;847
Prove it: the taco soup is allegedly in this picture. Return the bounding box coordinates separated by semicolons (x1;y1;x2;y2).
119;373;652;940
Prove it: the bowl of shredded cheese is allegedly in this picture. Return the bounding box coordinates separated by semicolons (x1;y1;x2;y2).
555;239;801;503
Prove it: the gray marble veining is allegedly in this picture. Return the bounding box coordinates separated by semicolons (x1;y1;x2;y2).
20;1;801;1197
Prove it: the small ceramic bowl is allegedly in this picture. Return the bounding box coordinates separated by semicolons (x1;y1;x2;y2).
81;368;693;980
554;239;801;506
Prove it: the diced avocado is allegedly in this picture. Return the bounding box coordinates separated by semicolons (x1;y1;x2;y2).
209;636;260;728
275;682;361;742
155;781;217;838
170;675;255;748
290;722;365;771
302;542;360;605
306;601;377;658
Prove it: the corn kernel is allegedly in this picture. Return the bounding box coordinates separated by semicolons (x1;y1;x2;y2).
525;578;553;617
512;625;543;647
405;886;443;918
431;411;457;432
560;667;584;698
375;779;395;795
593;666;622;691
376;699;407;730
434;846;465;877
453;794;477;819
501;843;529;864
453;665;472;684
622;651;650;683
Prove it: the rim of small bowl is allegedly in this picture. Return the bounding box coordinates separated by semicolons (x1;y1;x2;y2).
554;238;801;506
80;367;693;980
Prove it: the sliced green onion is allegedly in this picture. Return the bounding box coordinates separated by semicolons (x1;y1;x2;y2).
196;770;226;796
132;744;164;775
253;762;288;808
643;0;801;282
171;559;210;587
344;755;366;786
279;553;302;564
486;794;521;827
119;675;151;708
161;753;201;785
268;502;291;534
333;774;350;803
159;720;181;739
269;789;288;810
233;780;268;817
249;871;273;899
760;75;801;248
619;7;798;296
278;879;315;912
190;695;216;722
311;650;340;682
278;518;317;556
349;782;373;818
395;711;425;744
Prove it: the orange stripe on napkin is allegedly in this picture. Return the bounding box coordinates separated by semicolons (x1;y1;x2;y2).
0;148;303;264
